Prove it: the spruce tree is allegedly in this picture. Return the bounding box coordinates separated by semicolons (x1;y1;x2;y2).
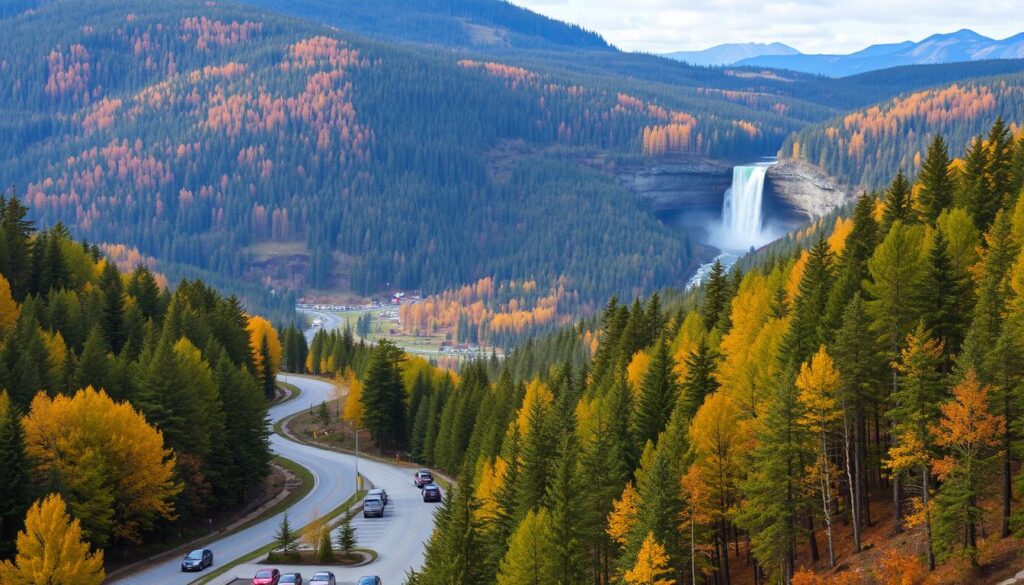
75;325;111;393
959;136;993;229
702;260;729;331
0;392;31;558
335;514;358;559
275;513;297;555
361;339;407;448
918;135;954;224
98;261;125;354
783;234;834;368
546;434;587;585
919;229;968;361
633;338;679;447
987;117;1014;211
677;337;719;421
882;169;915;230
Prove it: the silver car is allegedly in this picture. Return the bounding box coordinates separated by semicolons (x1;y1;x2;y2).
363;495;384;518
367;488;388;506
309;572;336;585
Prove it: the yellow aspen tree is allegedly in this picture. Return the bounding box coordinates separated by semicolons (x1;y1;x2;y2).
0;274;18;340
341;368;364;427
623;532;674;585
795;345;842;568
607;481;640;546
0;494;104;585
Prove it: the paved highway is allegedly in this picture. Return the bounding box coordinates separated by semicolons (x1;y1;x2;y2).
112;373;436;584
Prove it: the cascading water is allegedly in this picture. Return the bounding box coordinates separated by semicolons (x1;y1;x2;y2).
713;161;775;251
690;161;775;288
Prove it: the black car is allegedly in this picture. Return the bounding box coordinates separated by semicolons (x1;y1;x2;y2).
422;484;442;502
181;548;213;572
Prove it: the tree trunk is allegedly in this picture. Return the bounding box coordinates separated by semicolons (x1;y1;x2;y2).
1001;391;1012;538
805;513;819;562
845;400;861;552
923;466;935;571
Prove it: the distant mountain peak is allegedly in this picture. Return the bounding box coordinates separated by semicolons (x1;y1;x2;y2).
663;42;800;66
736;29;1024;77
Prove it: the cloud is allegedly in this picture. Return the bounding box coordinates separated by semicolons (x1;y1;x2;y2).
510;0;1024;54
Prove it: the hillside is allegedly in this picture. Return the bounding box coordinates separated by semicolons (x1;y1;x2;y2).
740;29;1024;77
0;0;830;326
783;74;1024;188
237;0;612;51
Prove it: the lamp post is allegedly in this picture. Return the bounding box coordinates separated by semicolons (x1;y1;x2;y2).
354;427;367;492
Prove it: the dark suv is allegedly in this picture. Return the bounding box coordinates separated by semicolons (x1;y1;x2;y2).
422;484;442;502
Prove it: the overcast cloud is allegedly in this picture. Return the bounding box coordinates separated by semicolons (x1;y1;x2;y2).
509;0;1023;54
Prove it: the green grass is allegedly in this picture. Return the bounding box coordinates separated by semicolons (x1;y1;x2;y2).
275;381;302;405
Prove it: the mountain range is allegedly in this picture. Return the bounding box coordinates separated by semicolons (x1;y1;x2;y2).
738;29;1024;76
663;42;799;66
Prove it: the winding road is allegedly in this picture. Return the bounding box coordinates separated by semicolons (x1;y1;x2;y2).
111;372;436;584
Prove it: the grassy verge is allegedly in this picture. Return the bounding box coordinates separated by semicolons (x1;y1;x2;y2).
274;381;302;405
279;406;455;491
190;489;367;585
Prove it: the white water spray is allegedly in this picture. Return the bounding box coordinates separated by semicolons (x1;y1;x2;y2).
713;161;775;250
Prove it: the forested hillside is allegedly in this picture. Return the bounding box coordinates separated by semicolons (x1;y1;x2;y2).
6;1;1024;328
0;0;824;321
784;74;1024;188
0;193;277;567
387;120;1024;584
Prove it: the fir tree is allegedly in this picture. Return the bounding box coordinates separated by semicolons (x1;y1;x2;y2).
335;514;358;559
633;338;680;447
918;135;954;224
275;513;297;555
677;337;719;421
0;392;31;558
702;260;729;331
882;169;915;230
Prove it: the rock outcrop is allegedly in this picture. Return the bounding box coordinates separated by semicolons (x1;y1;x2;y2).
765;159;852;220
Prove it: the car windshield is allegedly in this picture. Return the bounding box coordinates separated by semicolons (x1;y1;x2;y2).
358;579;377;585
281;577;297;583
186;550;203;559
255;570;272;578
312;573;331;579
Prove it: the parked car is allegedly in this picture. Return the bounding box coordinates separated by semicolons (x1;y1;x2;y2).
309;571;337;585
422;484;442;502
414;470;433;487
279;574;303;585
367;488;389;505
357;577;383;585
253;568;281;585
363;495;385;518
180;548;213;572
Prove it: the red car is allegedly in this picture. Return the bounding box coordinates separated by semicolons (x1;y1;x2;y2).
253;568;281;585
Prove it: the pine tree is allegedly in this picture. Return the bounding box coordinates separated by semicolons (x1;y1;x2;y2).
784;234;834;368
633;338;680;447
0;392;31;558
334;514;358;559
74;325;110;393
919;230;969;362
98;261;125;354
987;117;1014;211
959;136;994;229
677;337;719;421
702;260;729;331
361;339;407;448
317;528;334;562
918;135;954;224
546;434;586;585
882;169;915;230
495;508;557;585
275;513;297;555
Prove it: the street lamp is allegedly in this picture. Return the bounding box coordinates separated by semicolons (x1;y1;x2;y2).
354;427;367;493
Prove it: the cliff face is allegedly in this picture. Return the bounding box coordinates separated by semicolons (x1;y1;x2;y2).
617;157;733;219
765;159;852;220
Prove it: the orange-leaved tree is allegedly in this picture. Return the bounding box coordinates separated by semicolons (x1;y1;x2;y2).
930;370;1004;565
21;387;181;547
795;345;842;567
0;494;104;585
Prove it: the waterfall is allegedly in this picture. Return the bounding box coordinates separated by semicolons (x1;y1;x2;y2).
717;162;772;249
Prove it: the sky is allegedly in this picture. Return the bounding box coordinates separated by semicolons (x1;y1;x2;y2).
509;0;1023;54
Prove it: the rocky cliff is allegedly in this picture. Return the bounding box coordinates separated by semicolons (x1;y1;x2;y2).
765;159;852;220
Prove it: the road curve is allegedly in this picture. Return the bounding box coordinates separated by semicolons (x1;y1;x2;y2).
111;376;357;585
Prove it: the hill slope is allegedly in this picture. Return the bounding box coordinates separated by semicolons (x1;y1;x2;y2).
783;74;1024;188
